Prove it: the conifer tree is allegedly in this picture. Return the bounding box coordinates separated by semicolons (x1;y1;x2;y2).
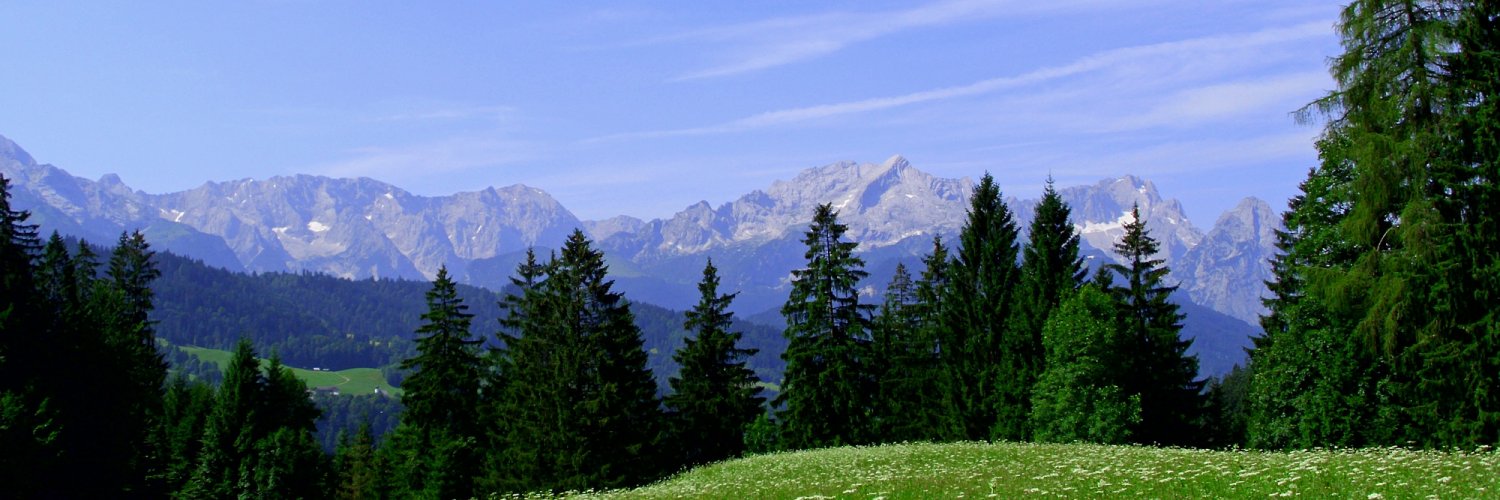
777;204;874;449
1432;0;1500;446
158;375;214;494
492;231;662;492
104;231;169;492
1104;205;1202;446
36;235;138;496
872;261;948;442
1009;177;1086;388
388;266;484;499
1246;157;1379;449
0;177;46;472
906;236;954;442
183;339;326;498
334;423;386;500
871;263;916;440
1248;0;1500;449
939;173;1024;441
664;259;764;467
184;339;264;498
0;178;58;496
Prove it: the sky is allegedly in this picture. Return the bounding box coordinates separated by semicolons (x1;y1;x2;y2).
0;0;1345;227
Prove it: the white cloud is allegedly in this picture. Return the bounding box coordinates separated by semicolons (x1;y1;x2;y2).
594;20;1332;142
1092;71;1333;132
666;0;1149;80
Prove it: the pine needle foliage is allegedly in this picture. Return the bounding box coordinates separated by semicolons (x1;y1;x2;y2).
777;204;874;449
664;259;765;468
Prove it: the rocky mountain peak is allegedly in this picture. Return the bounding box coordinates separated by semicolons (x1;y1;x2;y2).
0;134;37;167
1176;196;1282;324
1054;175;1202;266
1215;197;1278;242
1;131;1276;339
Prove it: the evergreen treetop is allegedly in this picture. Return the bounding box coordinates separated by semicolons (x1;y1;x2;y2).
777;203;874;449
664;258;764;467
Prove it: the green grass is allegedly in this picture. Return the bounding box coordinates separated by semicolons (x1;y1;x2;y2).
176;345;401;396
577;441;1498;498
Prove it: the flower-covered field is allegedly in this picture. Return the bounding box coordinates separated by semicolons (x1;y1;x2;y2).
575;441;1498;498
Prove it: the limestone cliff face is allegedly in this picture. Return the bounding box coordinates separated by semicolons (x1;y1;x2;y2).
1176;197;1280;325
590;155;974;260
4;133;1280;370
1;134;582;281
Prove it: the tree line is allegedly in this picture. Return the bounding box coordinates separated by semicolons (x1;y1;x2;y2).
316;174;1210;498
1244;0;1500;449
0;1;1494;495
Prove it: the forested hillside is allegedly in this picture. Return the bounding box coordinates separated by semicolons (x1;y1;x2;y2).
149;248;786;386
0;2;1495;497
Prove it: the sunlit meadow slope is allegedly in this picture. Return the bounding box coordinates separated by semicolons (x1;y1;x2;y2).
568;441;1497;498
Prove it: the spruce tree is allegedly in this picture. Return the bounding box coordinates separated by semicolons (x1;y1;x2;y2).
0;177;47;480
871;263;916;440
872;261;948;442
388;266;484;499
663;259;764;467
1246;157;1379;449
183;339;327;498
1104;205;1202;446
1009;177;1086;388
1435;0;1500;446
777;204;874;449
907;236;954;442
184;339;263;498
104;231;169;493
939;173;1024;441
0;178;58;496
334;423;386;500
493;231;662;492
37;234;137;496
159;375;214;494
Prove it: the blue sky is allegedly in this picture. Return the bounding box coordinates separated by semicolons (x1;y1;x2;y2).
0;1;1343;227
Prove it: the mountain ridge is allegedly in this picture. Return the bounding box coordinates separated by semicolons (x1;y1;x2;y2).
0;134;1277;376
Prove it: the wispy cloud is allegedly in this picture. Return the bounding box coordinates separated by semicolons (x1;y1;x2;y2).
1096;71;1332;132
592;20;1331;142
665;0;1139;80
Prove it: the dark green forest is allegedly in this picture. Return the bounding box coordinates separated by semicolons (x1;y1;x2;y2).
1;1;1496;497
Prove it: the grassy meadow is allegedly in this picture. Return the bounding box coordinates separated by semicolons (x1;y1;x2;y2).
176;345;401;396
570;441;1497;498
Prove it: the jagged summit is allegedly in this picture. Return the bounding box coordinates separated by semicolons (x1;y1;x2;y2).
1177;197;1280;324
1049;175;1203;267
0;134;37;167
2;132;1278;348
588;156;974;260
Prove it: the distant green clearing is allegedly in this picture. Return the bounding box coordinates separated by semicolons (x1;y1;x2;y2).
176;345;401;397
583;441;1498;498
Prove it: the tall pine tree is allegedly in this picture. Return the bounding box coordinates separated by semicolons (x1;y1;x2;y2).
1009;177;1086;387
1104;205;1202;446
387;266;484;499
939;173;1025;441
663;259;764;468
870;263;916;440
1251;0;1500;449
492;231;662;492
777;204;874;449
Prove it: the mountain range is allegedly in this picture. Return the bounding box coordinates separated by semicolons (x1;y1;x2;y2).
0;134;1277;377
